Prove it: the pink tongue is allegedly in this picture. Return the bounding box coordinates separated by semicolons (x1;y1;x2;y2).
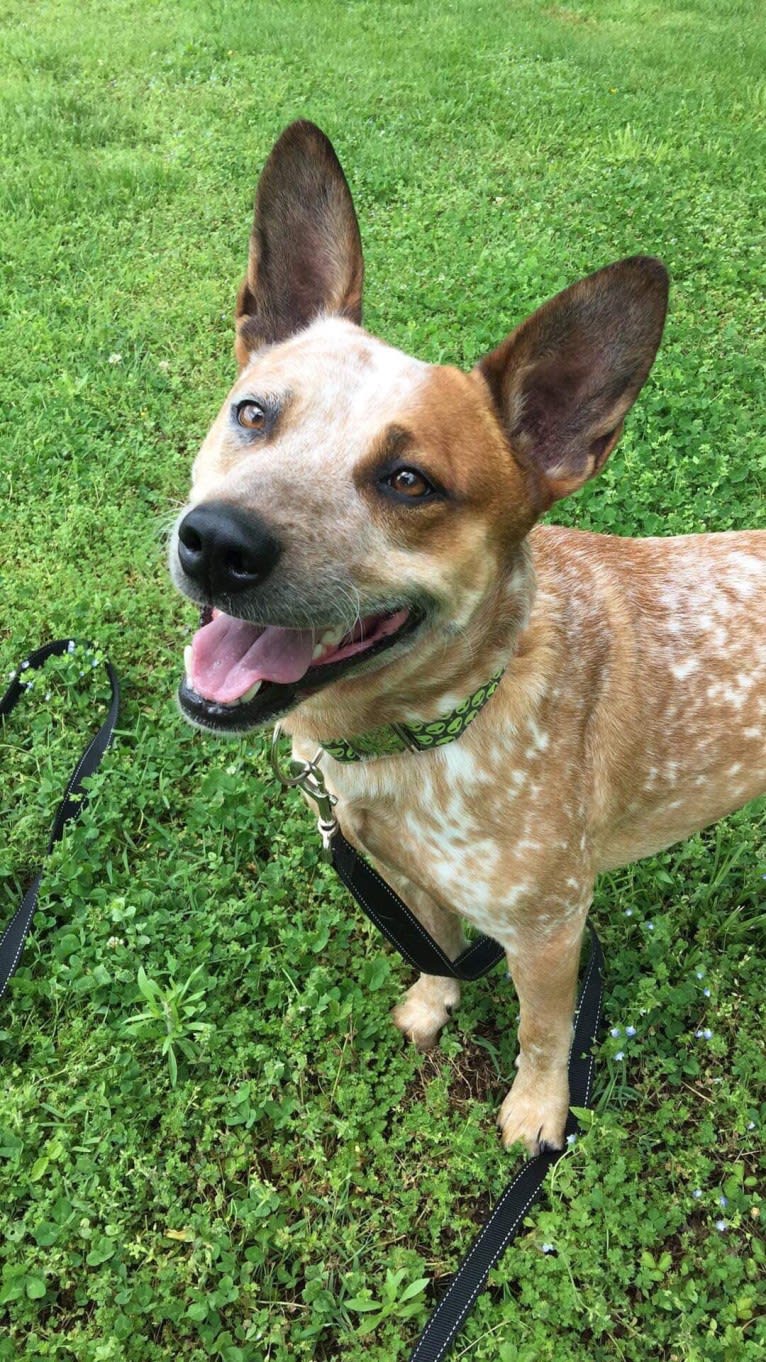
190;612;316;703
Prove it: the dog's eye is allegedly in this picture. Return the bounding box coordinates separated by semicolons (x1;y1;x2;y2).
385;467;434;499
235;400;267;430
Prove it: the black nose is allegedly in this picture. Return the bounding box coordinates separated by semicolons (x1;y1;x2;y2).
177;501;282;597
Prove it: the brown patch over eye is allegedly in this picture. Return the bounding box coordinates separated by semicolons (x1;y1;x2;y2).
387;467;433;498
236;400;267;430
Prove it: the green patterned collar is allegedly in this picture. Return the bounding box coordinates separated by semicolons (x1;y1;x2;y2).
321;668;505;762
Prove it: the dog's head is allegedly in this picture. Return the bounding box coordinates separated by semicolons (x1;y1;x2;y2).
170;120;668;736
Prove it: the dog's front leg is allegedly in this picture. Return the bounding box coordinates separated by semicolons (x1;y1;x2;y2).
498;907;590;1155
385;875;466;1051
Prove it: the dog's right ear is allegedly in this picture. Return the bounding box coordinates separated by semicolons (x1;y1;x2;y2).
235;121;364;364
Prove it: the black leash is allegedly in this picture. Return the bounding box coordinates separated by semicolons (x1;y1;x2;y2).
407;926;603;1362
0;639;120;1001
271;730;605;1361
337;830;604;1361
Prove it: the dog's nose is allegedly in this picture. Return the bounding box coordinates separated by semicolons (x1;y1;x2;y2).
177;501;282;596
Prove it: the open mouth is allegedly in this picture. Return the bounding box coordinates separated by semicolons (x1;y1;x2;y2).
178;604;419;732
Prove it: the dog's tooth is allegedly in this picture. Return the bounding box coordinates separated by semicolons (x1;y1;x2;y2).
312;643;326;659
239;681;262;704
183;645;192;681
320;625;346;646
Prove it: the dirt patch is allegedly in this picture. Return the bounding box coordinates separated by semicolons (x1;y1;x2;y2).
404;1019;512;1112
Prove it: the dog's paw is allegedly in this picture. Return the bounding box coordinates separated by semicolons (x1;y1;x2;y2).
391;976;460;1051
497;1070;569;1155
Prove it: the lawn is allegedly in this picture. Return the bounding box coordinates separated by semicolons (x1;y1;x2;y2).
1;0;764;1358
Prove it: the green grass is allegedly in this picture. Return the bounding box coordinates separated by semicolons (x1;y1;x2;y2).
1;1;764;1358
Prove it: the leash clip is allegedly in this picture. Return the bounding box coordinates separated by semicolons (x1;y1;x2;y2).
270;723;338;862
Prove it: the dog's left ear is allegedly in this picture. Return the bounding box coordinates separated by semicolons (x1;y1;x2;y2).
476;256;668;504
235;120;364;364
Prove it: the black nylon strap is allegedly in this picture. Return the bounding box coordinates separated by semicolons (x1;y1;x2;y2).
408;926;603;1361
332;831;506;979
328;823;603;1361
0;640;120;1001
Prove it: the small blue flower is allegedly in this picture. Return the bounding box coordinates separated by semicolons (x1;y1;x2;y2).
624;908;633;917
566;1133;577;1146
703;1028;713;1040
646;921;655;931
541;1242;555;1254
718;1196;728;1208
747;1121;756;1131
625;1025;636;1038
695;968;705;979
614;1051;625;1061
715;1219;727;1233
692;1189;703;1200
610;1027;621;1038
67;640;76;653
703;988;711;997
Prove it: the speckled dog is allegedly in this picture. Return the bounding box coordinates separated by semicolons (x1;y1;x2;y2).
170;121;766;1154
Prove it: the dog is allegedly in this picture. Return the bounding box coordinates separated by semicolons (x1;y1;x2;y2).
170;120;766;1154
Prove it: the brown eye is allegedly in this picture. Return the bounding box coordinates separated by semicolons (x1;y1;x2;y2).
235;400;266;430
387;467;433;498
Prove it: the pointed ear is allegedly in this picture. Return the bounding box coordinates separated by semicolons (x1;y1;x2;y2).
475;256;669;505
235;120;364;363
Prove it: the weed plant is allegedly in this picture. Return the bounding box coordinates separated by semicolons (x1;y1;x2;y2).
1;1;764;1359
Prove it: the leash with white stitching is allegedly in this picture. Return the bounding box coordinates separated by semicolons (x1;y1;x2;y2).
407;928;603;1362
0;640;120;1001
340;852;604;1360
271;728;605;1360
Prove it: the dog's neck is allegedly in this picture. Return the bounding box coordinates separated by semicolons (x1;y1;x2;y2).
284;544;537;750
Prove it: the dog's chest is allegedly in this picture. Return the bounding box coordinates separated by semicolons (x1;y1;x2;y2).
301;722;589;935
